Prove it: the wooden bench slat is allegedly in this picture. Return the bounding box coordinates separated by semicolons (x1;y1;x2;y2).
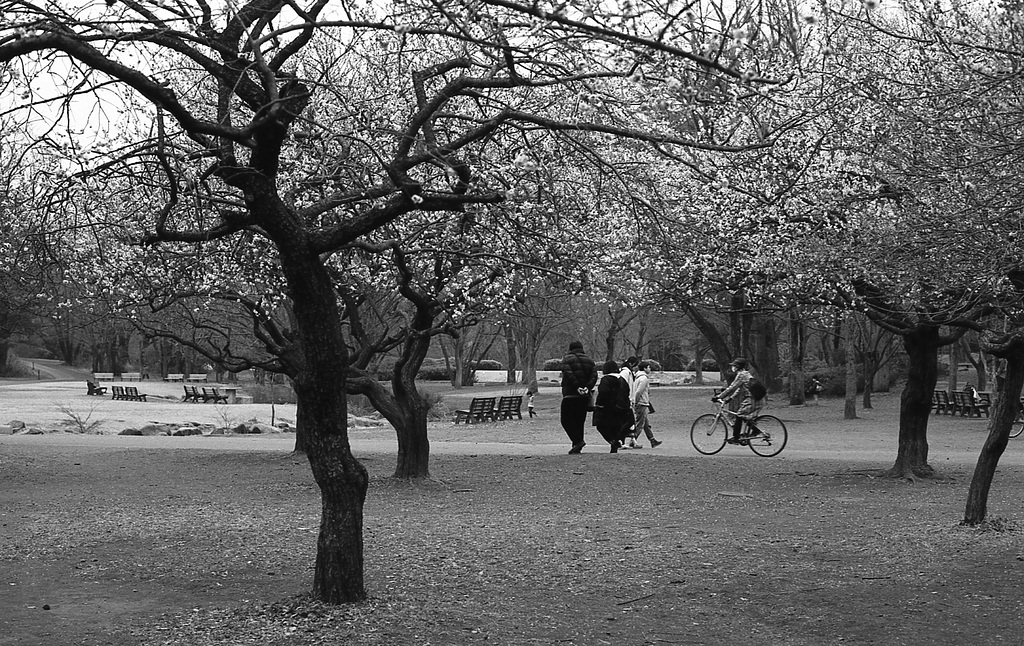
454;397;496;424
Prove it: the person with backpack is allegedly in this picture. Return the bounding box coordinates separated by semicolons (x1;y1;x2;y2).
712;357;766;444
592;360;633;453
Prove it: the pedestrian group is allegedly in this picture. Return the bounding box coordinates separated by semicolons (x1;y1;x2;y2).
554;340;765;454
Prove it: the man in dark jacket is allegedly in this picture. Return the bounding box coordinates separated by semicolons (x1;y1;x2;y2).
560;340;598;454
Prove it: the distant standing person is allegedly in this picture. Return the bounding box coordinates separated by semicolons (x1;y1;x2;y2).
560;340;598;454
632;360;662;448
592;360;633;453
806;377;822;405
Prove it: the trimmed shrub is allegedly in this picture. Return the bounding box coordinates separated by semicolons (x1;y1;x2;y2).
542;358;564;370
686;358;720;372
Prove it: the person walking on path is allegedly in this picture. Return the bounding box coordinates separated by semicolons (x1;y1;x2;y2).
560;340;598;454
618;356;639;447
632;360;662;448
527;381;538;418
592;360;632;453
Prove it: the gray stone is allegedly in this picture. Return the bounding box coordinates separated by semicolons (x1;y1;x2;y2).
8;420;25;430
119;428;143;436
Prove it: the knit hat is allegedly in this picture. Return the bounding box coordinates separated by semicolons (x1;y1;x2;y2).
568;340;584;352
603;360;618;375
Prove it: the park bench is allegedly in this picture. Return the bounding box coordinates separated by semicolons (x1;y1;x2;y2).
932;390;952;415
163;373;185;382
121;372;142;381
202;387;229;404
93;372;114;381
86;381;107;396
111;386;147;402
186;373;208;383
953;391;990;418
492;395;523;421
454;397;496;424
182;385;203;403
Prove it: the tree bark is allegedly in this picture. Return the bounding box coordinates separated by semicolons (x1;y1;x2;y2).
861;348;877;409
947;340;960;393
788;309;806;405
683;303;732;375
272;211;367;602
963;338;1024;525
292;395;308;455
844;313;858;420
888;325;940;479
305;423;368;602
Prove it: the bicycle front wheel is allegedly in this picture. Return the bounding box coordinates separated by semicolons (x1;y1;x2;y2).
1011;414;1024;439
746;415;788;457
691;414;729;455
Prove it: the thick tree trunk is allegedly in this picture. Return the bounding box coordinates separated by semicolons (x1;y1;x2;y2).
304;419;368;603
683;304;732;375
275;229;367;602
292;396;308;454
963;339;1024;525
862;349;877;409
873;359;891;393
889;325;940;479
844;313;857;420
511;315;542;386
365;375;431;480
788;310;806;405
504;328;517;384
393;411;430;478
752;313;781;390
947;341;960;393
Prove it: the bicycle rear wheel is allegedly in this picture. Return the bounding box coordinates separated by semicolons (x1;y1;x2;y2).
1011;414;1024;439
746;415;788;457
691;414;729;455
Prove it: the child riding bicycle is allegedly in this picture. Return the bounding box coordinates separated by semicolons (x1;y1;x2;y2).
711;357;764;444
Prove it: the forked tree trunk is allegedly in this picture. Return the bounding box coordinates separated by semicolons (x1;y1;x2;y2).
963;339;1024;525
357;372;432;481
889;325;940;479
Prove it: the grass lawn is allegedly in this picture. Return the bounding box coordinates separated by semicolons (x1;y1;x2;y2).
1;382;1022;645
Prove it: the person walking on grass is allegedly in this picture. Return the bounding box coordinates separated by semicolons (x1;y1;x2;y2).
592;360;633;453
631;360;662;449
560;340;598;454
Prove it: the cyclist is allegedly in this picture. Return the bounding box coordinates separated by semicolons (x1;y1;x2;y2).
712;357;764;444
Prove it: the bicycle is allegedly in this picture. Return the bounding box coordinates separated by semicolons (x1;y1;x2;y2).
1011;411;1024;439
690;399;788;457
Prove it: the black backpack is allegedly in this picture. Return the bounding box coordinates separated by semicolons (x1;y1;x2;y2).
748;377;767;401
